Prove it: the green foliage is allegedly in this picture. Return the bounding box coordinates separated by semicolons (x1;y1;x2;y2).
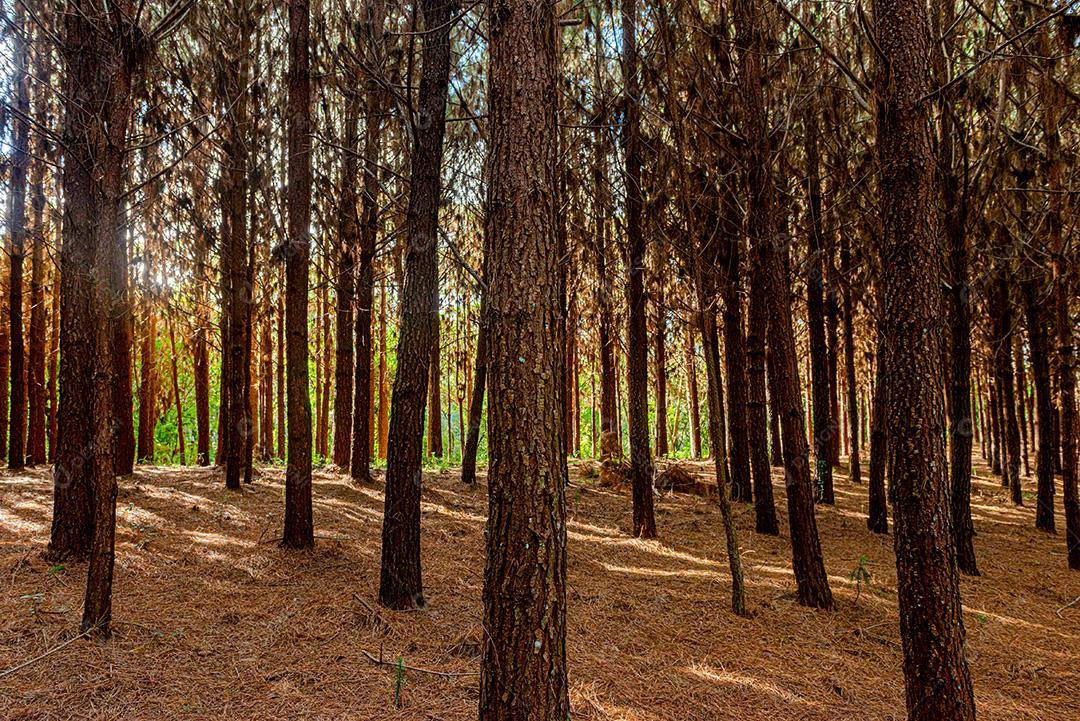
849;555;872;602
394;656;406;709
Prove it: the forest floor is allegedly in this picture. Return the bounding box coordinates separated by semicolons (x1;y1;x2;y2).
0;456;1078;721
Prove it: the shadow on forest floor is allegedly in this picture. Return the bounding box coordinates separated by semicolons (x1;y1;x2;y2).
0;455;1077;720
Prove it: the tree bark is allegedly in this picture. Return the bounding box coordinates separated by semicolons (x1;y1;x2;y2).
737;0;828;603
621;0;656;539
7;0;30;470
379;0;453;608
283;0;314;549
874;0;977;714
332;86;360;469
480;3;569;715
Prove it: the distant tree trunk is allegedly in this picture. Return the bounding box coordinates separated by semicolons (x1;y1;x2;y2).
350;8;386;480
1023;280;1055;532
684;323;702;459
653;287;668;458
276;292;286;460
376;277;389;459
259;310;273;461
991;260;1022;504
283;0;314;549
722;233;752;503
867;331;889;535
874;0;977;715
167;320;185;463
621;0;656;539
193;218;211;466
989;372;1002;475
27;95;48;466
46;273;58;462
7;0;29;470
804;100;834;504
332;88;360;469
428;327;444;458
461;292;487;485
737;0;829;605
825;256;840;468
840;232;860;486
695;258;747;615
480;4;569;716
136;292;158;463
112;213;135;476
766;347;783;467
1015;337;1030;477
379;0;453;608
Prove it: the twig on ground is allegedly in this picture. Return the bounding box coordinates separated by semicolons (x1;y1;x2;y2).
361;649;477;678
1056;595;1080;619
0;628;92;680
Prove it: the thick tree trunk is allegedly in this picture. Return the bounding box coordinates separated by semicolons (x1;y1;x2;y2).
283;0;314;549
379;0;453;608
747;259;779;535
480;4;569;715
874;0;977;715
621;0;656;539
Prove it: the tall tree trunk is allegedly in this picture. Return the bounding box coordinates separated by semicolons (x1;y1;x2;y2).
874;0;977;715
351;9;386;480
167;320;185;463
136;292;158;463
428;324;444;457
332;87;360;469
7;0;30;470
379;0;453;608
283;0;314;549
684;323;701;459
27;82;48;466
621;0;656;539
695;260;748;615
867;330;889;534
991;259;1022;504
653;283;668;458
737;0;829;604
804;99;834;504
840;232;860;486
722;234;752;504
193;220;211;466
1023;280;1055;532
480;4;569;715
461;292;487;485
747;265;779;534
377;277;389;459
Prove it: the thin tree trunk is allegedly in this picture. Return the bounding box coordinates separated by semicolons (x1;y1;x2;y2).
722;234;752;504
737;0;829;604
168;320;185;463
379;0;453;608
621;0;656;539
7;1;29;470
684;323;701;459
